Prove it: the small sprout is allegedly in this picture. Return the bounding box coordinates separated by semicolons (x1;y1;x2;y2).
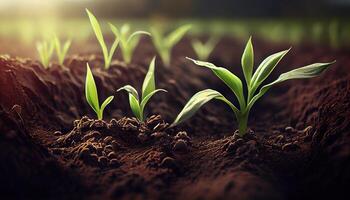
86;9;119;69
191;36;219;61
85;63;114;120
54;35;71;65
150;24;191;67
117;57;167;121
172;37;335;137
36;40;54;68
109;23;150;64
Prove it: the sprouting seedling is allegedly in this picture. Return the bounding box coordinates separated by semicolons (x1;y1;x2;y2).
191;36;219;61
117;57;167;121
86;9;119;69
54;35;71;65
36;40;55;68
172;37;335;137
150;24;191;67
109;23;150;64
85;63;114;120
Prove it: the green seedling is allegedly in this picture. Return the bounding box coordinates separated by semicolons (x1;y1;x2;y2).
85;63;114;120
109;23;150;64
191;36;219;61
172;37;335;137
150;24;191;67
36;40;54;68
54;35;71;65
86;9;119;69
117;57;167;121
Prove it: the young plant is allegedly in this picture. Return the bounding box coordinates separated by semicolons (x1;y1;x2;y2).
117;57;166;121
86;9;119;69
54;35;71;65
172;37;335;137
85;63;114;120
150;24;191;67
109;23;150;64
191;36;219;61
36;40;55;68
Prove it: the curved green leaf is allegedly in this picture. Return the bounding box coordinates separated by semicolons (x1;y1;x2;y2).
85;63;100;114
99;96;114;120
142;57;156;100
250;48;290;91
171;89;239;127
127;31;151;45
247;61;335;111
86;9;108;62
166;24;191;48
140;89;167;112
241;36;254;85
186;57;245;108
129;94;142;121
117;85;139;100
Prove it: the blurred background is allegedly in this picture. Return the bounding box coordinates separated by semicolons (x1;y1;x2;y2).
0;0;349;57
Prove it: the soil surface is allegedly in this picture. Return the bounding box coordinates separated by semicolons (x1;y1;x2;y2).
0;37;349;200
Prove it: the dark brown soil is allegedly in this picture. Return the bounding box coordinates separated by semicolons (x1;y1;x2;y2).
0;37;349;200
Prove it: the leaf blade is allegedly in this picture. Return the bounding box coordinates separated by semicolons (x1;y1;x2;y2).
85;63;100;114
165;24;191;48
172;89;239;127
142;57;156;100
241;36;254;85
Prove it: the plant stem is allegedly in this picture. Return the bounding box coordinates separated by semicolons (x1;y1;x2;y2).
237;112;249;137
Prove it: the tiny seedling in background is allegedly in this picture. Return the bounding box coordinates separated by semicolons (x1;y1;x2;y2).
117;57;167;121
191;36;219;61
54;35;71;65
109;23;150;64
36;40;54;68
150;24;191;67
172;37;335;137
85;63;114;120
86;9;119;69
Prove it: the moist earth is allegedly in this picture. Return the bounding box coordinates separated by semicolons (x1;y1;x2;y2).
0;37;349;200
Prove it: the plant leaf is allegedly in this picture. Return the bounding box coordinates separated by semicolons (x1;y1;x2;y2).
117;85;139;100
186;57;245;108
172;89;239;127
241;36;254;85
86;9;108;62
140;89;167;112
99;96;114;119
85;63;100;114
107;37;119;67
247;61;335;111
142;57;156;100
127;31;150;44
166;24;191;48
250;48;290;91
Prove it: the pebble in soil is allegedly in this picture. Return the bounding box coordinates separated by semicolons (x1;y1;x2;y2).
50;115;191;169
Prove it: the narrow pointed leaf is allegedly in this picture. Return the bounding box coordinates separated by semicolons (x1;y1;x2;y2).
186;57;245;108
85;63;100;113
129;94;142;120
86;9;108;61
127;31;151;44
251;48;290;90
117;85;139;100
166;25;191;48
241;37;254;85
142;57;156;99
100;96;114;114
248;61;335;111
140;89;167;112
172;89;239;127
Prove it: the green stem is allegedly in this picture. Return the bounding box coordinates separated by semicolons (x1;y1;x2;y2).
237;112;249;137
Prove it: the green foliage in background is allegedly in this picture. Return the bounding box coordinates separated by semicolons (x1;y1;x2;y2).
36;40;55;68
86;9;119;69
109;23;150;64
117;57;167;121
54;35;71;65
150;24;191;67
85;63;114;120
191;36;219;61
172;37;335;137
